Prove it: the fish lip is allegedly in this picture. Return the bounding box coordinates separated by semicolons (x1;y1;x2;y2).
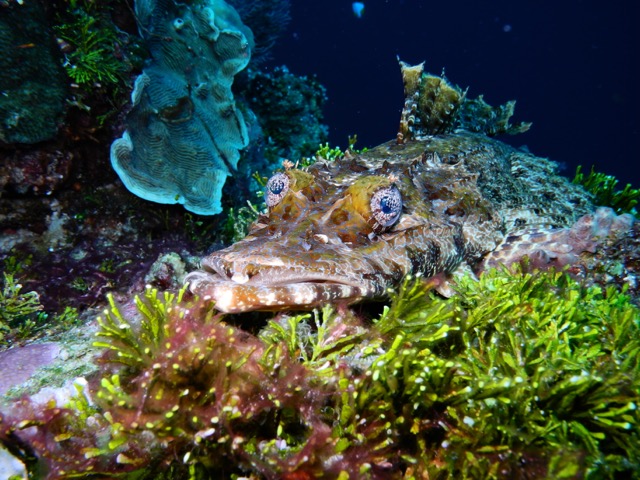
201;256;369;289
189;255;378;312
184;270;371;313
193;270;370;291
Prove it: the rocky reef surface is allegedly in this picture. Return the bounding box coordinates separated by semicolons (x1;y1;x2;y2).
0;1;67;144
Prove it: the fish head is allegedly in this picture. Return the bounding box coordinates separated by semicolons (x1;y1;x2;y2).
186;157;424;312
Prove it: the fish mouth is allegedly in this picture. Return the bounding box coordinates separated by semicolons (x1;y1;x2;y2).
184;257;372;313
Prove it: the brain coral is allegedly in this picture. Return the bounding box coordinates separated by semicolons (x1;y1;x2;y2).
110;0;254;215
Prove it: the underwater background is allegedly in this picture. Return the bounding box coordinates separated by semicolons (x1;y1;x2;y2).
0;0;639;478
270;1;639;185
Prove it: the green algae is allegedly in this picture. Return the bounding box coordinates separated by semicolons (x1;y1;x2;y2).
573;165;639;217
221;200;263;244
0;273;42;343
54;1;126;88
302;136;368;167
373;267;640;478
1;266;638;478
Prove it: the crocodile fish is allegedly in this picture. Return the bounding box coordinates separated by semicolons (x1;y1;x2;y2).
186;61;635;313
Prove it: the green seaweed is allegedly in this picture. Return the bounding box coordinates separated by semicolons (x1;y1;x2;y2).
53;0;129;88
1;267;638;478
0;269;84;344
2;253;30;277
382;268;639;477
573;165;639;216
300;136;369;168
0;273;43;342
221;200;263;244
314;142;346;162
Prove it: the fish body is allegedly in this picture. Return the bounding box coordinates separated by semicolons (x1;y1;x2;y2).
186;62;631;313
187;132;601;312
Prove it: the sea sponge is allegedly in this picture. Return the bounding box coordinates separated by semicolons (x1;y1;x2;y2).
110;0;254;215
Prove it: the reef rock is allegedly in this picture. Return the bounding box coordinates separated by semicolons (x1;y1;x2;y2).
0;0;68;144
110;0;253;215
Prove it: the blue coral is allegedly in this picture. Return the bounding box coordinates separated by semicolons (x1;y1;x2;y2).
110;0;254;215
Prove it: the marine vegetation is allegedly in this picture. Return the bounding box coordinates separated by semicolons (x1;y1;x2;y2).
53;0;131;89
0;270;86;345
573;165;640;217
0;273;43;343
1;51;637;479
308;136;366;165
1;265;638;478
220;199;263;244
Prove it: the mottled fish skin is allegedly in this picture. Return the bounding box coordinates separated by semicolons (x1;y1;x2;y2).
186;132;600;313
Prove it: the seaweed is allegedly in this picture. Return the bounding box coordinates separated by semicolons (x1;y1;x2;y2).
0;273;43;343
573;165;639;216
53;0;135;90
1;267;638;478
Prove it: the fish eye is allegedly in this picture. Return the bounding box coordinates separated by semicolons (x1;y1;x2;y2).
370;185;402;229
265;172;290;207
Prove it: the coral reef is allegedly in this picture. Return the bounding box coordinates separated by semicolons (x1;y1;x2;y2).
0;0;313;340
1;21;638;476
110;0;254;215
241;65;329;163
1;267;638;478
0;0;68;144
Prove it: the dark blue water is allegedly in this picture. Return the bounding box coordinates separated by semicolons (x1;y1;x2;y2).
268;1;639;185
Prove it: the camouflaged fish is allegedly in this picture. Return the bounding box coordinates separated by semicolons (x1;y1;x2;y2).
186;61;635;313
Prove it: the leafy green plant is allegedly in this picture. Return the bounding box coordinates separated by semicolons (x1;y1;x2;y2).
1;267;638;478
259;305;369;374
70;276;89;293
315;142;345;161
54;306;81;329
221;200;263;244
573;165;639;216
0;273;43;342
300;136;369;168
370;266;640;478
2;251;33;276
54;1;126;87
